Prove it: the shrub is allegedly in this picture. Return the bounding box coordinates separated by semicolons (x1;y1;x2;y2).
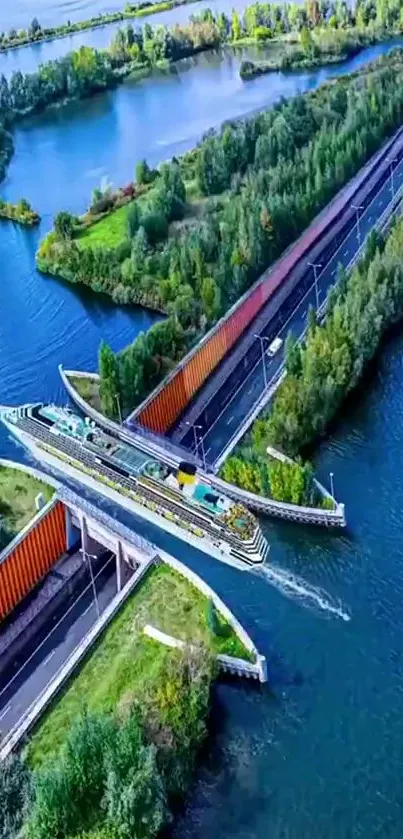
0;754;31;839
141;212;168;244
89;196;114;215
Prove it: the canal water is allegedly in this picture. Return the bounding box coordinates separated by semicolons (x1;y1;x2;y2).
1;33;403;839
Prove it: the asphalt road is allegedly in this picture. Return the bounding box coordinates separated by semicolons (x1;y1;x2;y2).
181;155;403;467
0;550;116;744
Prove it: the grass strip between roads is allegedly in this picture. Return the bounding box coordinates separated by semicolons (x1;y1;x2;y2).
28;562;252;767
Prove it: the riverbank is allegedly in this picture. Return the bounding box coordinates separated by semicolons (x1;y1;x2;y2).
36;50;403;429
0;0;202;54
239;27;389;79
2;559;256;839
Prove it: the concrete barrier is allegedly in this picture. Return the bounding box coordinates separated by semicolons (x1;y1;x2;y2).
157;550;267;681
0;558;154;761
143;624;266;682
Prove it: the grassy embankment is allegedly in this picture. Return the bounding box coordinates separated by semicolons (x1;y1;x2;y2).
0;465;54;544
28;562;253;767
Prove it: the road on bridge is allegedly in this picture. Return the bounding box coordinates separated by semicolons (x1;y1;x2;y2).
178;151;403;467
0;548;116;744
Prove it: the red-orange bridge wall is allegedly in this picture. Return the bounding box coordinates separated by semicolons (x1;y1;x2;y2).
134;128;403;436
0;501;66;621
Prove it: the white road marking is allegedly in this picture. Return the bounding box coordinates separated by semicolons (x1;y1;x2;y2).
83;603;93;617
302;309;307;318
247;387;253;395
343;250;349;257
205;447;211;457
0;704;11;722
227;415;235;425
42;650;56;668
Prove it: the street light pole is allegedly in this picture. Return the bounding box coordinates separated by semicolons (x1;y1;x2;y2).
254;334;269;390
307;262;322;311
184;421;200;460
115;393;122;425
388;156;398;197
195;424;206;471
351;204;364;246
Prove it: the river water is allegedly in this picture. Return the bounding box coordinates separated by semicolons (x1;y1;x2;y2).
2;33;403;839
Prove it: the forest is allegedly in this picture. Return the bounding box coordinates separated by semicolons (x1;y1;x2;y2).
84;48;403;419
222;218;403;500
2;0;403;186
1;646;213;839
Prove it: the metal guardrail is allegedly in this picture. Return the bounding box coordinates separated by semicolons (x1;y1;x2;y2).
57;485;157;560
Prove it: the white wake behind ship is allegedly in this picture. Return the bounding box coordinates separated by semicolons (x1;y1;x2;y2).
0;404;269;571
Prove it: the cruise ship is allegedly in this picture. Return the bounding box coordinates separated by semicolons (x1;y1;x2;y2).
0;404;269;571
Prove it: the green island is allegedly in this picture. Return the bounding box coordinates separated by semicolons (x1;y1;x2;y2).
39;49;403;418
2;0;403;189
0;465;54;550
0;197;40;226
0;0;203;53
1;561;252;839
222;219;403;496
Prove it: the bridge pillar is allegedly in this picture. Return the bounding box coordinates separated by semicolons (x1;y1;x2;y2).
116;540;124;592
80;514;89;560
64;505;77;551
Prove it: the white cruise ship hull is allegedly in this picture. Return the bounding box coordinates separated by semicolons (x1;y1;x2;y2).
3;418;267;573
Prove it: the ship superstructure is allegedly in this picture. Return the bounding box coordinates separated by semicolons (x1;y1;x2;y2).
0;404;269;570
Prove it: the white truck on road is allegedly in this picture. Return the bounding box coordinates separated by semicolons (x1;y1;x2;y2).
266;336;283;358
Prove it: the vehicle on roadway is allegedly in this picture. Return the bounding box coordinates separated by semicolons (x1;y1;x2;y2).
0;404;269;572
266;337;283;358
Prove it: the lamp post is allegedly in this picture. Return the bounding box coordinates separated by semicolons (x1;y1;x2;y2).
115;393;122;425
329;471;335;500
254;334;270;390
352;204;364;246
184;420;199;456
79;546;100;618
307;262;322;311
195;424;207;471
388;156;398;197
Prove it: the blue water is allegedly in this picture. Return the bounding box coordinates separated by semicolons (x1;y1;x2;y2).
2;33;403;839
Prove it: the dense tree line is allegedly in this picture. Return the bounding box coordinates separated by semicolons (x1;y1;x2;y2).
2;0;403;186
0;46;117;120
1;646;212;839
94;50;403;418
220;449;317;505
262;222;403;454
226;218;403;501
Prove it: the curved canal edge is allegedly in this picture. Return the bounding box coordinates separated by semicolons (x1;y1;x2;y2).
59;366;346;528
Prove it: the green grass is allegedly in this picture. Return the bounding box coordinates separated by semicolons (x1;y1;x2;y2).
28;563;253;767
0;466;54;536
69;374;102;412
77;186;160;250
77;205;130;249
